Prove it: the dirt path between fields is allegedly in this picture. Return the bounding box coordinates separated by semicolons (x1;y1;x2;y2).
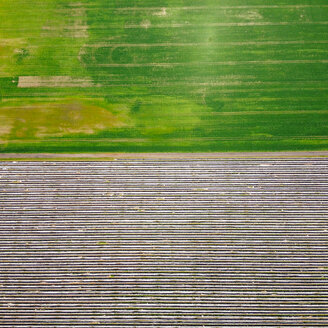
0;151;328;160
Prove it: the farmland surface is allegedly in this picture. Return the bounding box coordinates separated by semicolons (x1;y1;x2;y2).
0;0;328;152
0;158;327;326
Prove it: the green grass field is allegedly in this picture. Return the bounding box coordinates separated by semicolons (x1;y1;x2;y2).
0;0;327;152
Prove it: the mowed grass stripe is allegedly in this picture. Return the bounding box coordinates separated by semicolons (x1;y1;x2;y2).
94;60;328;67
11;64;328;82
4;43;327;61
123;22;328;28
83;41;328;47
77;1;328;9
85;44;328;64
86;26;328;44
4;22;328;32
